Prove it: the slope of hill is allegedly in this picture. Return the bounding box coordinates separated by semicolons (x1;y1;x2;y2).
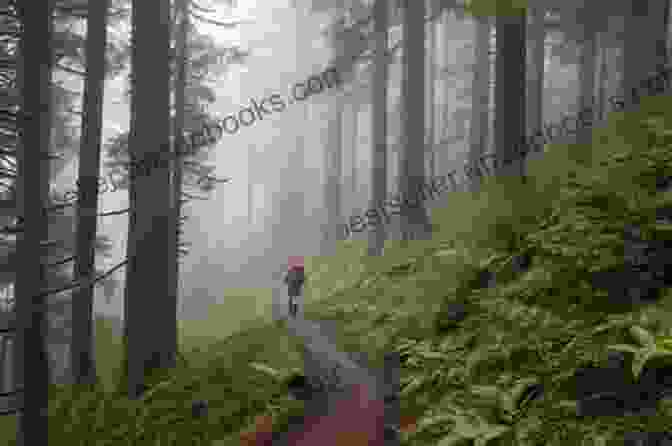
2;95;672;446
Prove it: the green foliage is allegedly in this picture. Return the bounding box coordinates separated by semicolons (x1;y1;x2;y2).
15;92;672;445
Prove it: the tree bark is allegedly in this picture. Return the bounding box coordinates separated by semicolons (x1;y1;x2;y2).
350;101;359;216
400;0;431;241
71;0;110;387
166;0;190;375
322;99;343;254
426;0;436;179
577;27;597;145
493;11;526;179
367;0;388;256
16;0;54;443
467;15;491;192
125;0;173;399
622;0;669;109
595;33;609;122
526;5;544;155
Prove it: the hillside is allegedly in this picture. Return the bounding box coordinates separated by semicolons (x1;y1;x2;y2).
2;95;671;446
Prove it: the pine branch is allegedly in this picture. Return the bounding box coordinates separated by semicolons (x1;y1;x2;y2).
190;1;216;14
39;259;128;298
55;62;85;77
182;192;208;200
188;10;252;28
97;208;129;217
47;255;75;268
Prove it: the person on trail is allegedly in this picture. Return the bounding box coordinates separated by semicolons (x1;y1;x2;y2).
283;256;306;318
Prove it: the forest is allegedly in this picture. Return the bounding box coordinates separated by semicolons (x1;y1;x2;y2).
3;0;672;444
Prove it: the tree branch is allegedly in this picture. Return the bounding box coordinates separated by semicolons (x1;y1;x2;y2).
188;10;253;28
97;207;129;217
190;1;216;14
47;255;75;268
39;259;128;298
55;62;85;77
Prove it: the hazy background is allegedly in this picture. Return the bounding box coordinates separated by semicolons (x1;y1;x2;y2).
47;0;584;336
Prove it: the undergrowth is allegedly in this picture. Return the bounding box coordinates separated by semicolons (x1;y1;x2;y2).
1;95;671;446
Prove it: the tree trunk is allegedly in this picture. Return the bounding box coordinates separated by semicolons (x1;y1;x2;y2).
166;0;189;375
350;101;359;215
493;11;526;179
526;5;544;155
71;0;110;387
622;0;669;109
367;0;388;256
467;15;491;192
125;0;173;399
16;0;54;444
596;33;609;122
322;100;343;254
248;163;254;225
426;0;436;179
577;27;597;145
400;0;430;241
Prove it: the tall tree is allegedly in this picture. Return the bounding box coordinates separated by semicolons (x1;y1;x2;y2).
124;0;173;399
322;100;343;254
526;4;545;153
347;99;359;217
622;0;669;109
425;0;436;179
166;0;190;379
493;9;526;179
16;0;54;443
367;0;388;255
71;0;111;387
467;14;491;192
322;10;346;254
595;31;609;121
399;0;431;241
576;23;597;145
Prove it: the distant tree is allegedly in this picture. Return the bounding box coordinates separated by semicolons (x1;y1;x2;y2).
166;0;191;377
526;4;545;151
576;7;597;146
367;0;389;256
467;14;491;192
493;9;526;179
622;0;669;109
322;13;346;255
322;100;343;254
399;0;431;241
71;0;111;387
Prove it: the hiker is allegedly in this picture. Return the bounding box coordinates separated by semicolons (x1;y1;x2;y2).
283;256;306;318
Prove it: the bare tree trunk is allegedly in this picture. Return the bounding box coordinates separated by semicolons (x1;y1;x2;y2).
16;0;54;444
595;33;609;122
125;0;173;399
350;102;359;214
400;0;430;241
622;0;669;109
577;27;597;145
494;11;526;179
322;100;343;254
467;15;491;192
526;5;544;155
166;0;190;375
71;0;110;387
426;0;436;179
367;0;388;256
